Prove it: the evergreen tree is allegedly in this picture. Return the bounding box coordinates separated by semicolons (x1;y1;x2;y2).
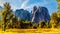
50;11;60;28
2;3;13;31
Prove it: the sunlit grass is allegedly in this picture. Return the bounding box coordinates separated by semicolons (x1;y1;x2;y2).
0;28;60;34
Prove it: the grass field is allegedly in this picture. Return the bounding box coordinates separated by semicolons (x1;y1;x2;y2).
0;28;60;34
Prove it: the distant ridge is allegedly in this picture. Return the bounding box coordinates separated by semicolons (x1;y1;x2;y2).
14;6;50;24
0;6;3;10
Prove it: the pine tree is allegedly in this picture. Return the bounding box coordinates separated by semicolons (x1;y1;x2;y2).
50;11;60;28
2;3;13;31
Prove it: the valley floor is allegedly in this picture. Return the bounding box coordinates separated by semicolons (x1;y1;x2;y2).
0;28;60;34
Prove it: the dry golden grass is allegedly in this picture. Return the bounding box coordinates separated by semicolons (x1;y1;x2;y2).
0;28;60;34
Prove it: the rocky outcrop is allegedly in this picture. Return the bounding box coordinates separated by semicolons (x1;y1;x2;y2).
31;6;50;24
14;6;50;24
14;9;31;20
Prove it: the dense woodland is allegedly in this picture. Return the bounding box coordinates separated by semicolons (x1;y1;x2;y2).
0;2;60;31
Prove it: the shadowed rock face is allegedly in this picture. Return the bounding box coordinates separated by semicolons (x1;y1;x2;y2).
31;6;50;24
0;6;3;10
15;9;31;20
14;6;50;24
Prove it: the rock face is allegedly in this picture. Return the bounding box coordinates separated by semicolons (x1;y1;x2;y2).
0;6;3;10
31;6;50;24
14;6;50;24
15;9;31;20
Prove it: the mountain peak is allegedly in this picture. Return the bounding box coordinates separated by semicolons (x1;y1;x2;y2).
15;9;31;20
31;6;50;24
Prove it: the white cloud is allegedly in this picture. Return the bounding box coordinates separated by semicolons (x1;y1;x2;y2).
0;0;22;11
0;0;5;7
25;4;33;9
24;0;50;9
20;0;29;9
24;3;40;10
24;4;38;12
11;5;18;11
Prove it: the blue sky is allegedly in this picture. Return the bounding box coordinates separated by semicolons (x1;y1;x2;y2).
0;0;58;15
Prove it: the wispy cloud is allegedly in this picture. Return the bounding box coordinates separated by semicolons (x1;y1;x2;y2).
0;0;6;7
0;0;58;15
24;0;50;9
24;4;38;12
0;0;22;11
20;0;29;9
24;0;50;12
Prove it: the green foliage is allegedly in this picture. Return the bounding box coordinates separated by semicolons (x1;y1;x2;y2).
33;21;52;28
45;22;52;28
19;19;33;29
32;23;38;29
38;21;46;28
1;3;15;31
51;10;60;28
